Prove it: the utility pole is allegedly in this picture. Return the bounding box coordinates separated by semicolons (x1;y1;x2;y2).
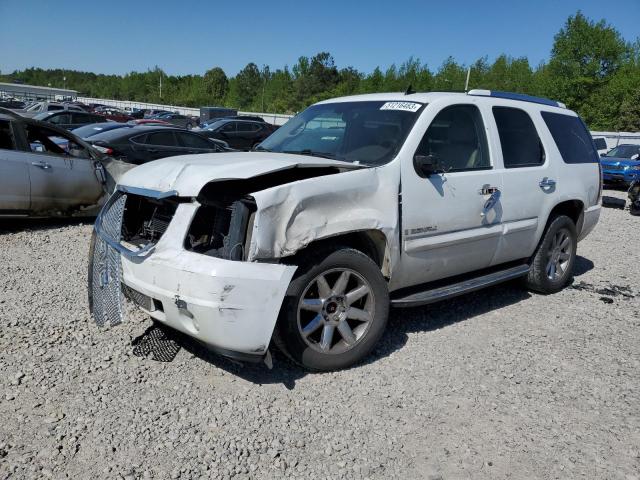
464;67;471;92
159;70;162;99
261;64;269;112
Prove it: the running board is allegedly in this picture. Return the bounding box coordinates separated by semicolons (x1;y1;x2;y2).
391;264;530;308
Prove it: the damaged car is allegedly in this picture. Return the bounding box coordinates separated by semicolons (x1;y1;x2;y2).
0;107;130;216
89;90;602;371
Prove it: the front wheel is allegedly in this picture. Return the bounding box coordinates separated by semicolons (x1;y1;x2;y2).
274;248;389;371
525;215;577;294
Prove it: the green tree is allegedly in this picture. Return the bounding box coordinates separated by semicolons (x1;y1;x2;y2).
202;67;228;105
543;11;630;123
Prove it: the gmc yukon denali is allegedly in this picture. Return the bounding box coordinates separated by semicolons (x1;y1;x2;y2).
88;90;602;371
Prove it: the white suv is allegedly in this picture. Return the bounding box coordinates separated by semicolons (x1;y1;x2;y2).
89;90;602;371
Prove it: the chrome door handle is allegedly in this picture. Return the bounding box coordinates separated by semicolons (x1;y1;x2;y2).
539;177;556;188
31;161;51;170
481;189;501;217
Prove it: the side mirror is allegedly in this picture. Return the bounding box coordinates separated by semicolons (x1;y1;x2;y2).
413;154;441;178
600;153;606;157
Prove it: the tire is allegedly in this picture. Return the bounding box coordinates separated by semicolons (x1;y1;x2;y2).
274;247;389;371
525;215;577;294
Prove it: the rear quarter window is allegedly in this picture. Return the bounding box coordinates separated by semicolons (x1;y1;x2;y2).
541;112;598;164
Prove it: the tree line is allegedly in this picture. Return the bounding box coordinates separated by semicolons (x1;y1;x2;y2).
1;12;639;131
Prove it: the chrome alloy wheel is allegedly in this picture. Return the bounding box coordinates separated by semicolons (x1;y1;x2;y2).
546;228;572;281
297;268;375;355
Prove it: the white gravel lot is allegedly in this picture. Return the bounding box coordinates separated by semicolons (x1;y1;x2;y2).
0;188;638;480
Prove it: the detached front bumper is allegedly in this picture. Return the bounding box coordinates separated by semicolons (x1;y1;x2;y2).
90;188;296;360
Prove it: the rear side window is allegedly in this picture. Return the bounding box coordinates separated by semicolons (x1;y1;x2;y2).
176;132;214;149
593;138;607;150
146;131;177;146
541;112;598;164
49;113;71;125
493;107;545;168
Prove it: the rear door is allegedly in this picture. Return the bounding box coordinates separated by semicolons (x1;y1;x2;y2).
217;121;239;148
24;124;104;212
236;122;258;150
0;119;30;212
132;130;183;161
175;131;220;154
488;104;557;264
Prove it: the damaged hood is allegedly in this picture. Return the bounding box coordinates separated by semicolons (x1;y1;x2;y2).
118;152;364;196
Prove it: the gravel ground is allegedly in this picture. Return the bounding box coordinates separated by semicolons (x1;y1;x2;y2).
1;188;638;480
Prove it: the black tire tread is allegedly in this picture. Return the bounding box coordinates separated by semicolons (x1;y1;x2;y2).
525;214;577;294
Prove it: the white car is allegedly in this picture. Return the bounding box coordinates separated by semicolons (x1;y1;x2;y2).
89;90;602;371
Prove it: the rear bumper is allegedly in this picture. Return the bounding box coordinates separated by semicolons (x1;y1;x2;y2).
578;204;601;242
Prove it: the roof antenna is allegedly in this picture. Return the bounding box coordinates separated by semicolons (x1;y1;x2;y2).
464;67;471;92
404;84;416;95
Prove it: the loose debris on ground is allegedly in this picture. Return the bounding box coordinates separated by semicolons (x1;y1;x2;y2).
1;189;639;480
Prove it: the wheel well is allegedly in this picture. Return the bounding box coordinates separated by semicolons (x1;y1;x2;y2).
290;230;389;276
548;200;584;228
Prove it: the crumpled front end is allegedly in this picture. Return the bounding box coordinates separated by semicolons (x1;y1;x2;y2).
88;186;296;359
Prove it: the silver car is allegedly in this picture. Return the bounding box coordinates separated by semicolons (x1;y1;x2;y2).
0;108;130;217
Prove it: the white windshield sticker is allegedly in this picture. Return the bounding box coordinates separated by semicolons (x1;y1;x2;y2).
380;101;422;112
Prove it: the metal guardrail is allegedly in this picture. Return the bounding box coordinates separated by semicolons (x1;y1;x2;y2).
76;96;294;125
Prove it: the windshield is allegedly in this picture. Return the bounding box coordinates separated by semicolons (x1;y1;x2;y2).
605;145;640;159
33;112;51;121
258;101;424;166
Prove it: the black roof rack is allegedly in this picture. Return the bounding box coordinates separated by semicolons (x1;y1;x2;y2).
467;89;566;108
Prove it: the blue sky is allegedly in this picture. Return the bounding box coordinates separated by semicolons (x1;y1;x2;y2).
1;0;638;77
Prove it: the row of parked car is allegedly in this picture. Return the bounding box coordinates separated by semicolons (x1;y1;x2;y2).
0;96;282;217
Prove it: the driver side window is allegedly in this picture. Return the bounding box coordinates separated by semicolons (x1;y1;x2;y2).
26;125;90;159
416;104;490;172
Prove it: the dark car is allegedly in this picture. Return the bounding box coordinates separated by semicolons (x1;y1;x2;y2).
152;112;196;130
195;119;277;150
94;107;134;123
0;99;26;109
71;122;132;139
33;111;109;130
144;109;172;118
127;108;147;119
86;126;231;164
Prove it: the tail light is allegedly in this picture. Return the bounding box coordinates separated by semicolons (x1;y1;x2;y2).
92;144;114;155
597;161;603;203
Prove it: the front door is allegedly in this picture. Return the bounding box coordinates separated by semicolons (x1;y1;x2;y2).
398;103;503;288
0;119;30;212
24;124;104;212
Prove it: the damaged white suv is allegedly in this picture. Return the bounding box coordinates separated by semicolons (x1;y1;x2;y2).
89;90;602;371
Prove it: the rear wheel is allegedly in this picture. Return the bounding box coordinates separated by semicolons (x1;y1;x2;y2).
525;215;577;293
274;248;389;371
